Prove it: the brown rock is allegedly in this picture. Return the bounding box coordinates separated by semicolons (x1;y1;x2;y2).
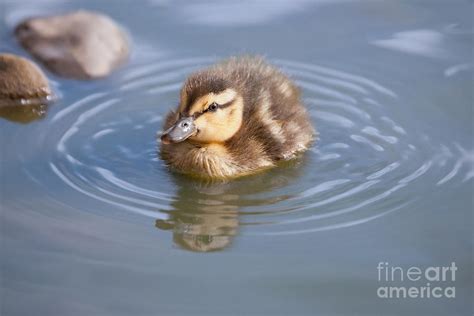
15;10;129;80
0;53;51;123
0;53;52;106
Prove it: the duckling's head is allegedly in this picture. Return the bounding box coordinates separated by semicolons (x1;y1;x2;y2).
161;76;244;144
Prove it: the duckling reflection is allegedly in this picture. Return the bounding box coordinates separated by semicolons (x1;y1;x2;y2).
156;185;239;252
155;158;306;252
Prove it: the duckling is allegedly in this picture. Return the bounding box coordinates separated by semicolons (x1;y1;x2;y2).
159;56;316;179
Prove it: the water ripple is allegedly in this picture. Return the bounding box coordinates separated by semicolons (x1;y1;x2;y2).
11;56;471;250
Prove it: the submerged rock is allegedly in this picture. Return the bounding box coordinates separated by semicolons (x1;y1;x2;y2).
0;53;52;123
0;104;48;124
15;10;129;80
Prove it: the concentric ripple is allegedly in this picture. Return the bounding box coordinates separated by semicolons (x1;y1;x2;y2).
17;57;473;248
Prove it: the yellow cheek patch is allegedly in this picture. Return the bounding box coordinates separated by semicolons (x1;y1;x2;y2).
191;96;244;143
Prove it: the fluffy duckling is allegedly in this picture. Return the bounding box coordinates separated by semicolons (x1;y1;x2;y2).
159;56;316;179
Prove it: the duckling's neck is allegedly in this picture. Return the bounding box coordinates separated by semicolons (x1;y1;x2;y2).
163;141;240;178
193;141;228;155
162;138;275;179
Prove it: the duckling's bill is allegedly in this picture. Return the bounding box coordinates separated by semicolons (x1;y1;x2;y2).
161;116;197;144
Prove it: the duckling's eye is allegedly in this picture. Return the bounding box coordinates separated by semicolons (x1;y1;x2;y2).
208;102;219;112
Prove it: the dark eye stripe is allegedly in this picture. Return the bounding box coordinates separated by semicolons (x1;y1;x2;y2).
218;99;234;109
191;98;235;119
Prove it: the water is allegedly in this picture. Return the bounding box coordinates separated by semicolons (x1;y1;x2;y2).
1;1;473;315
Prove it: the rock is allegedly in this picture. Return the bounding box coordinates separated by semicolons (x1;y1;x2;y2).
0;53;52;106
15;10;129;80
0;53;51;123
0;104;47;124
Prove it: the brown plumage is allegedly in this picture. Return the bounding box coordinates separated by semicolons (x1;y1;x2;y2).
159;56;316;179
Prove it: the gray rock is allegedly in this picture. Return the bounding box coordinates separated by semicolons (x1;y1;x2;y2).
15;10;129;80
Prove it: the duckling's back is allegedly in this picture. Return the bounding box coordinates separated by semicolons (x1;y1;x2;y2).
216;56;316;163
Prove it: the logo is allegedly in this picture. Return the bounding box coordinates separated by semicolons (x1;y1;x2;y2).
376;262;457;299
